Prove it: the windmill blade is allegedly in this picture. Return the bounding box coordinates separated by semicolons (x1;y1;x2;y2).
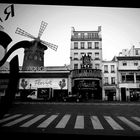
38;21;48;38
15;27;36;40
41;40;58;51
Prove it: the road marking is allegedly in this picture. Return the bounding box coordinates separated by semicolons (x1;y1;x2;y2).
74;115;84;129
0;114;22;123
104;116;124;130
90;116;104;129
55;114;71;128
118;116;140;130
37;115;58;128
3;114;33;127
20;115;46;127
131;117;140;122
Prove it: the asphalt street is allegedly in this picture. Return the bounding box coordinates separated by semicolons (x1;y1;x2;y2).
0;101;140;139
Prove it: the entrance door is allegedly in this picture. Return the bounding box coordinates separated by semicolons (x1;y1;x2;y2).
121;88;126;101
108;92;113;101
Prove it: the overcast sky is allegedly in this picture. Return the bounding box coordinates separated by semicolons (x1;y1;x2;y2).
1;4;140;66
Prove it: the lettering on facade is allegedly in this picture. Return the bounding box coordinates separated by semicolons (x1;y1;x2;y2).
72;69;102;78
0;4;15;23
34;79;52;86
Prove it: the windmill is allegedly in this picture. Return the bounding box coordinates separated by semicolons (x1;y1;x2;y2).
15;21;58;71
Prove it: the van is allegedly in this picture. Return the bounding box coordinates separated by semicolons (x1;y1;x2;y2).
27;90;37;100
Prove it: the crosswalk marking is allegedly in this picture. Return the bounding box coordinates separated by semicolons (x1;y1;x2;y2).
20;115;46;127
37;115;58;128
131;117;140;123
1;113;140;131
0;114;22;123
3;114;33;127
104;116;124;130
90;116;104;129
55;114;71;128
118;116;140;130
74;115;84;129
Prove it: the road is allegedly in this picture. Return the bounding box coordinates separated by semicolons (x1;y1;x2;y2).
0;101;140;139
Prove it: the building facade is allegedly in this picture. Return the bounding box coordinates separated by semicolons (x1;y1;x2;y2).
102;60;119;101
116;46;140;101
70;26;102;100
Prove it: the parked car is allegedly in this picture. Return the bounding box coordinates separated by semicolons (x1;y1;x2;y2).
63;94;81;102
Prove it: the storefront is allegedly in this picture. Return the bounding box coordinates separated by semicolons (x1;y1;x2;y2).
104;87;117;101
71;69;102;100
18;66;70;101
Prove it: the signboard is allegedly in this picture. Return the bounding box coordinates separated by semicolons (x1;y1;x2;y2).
19;78;67;90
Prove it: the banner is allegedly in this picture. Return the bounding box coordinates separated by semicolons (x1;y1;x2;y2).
19;78;67;90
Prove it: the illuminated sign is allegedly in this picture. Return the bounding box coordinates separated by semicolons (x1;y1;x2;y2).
19;78;67;89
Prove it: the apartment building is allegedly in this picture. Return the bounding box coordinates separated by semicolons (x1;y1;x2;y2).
70;26;103;100
102;60;119;101
116;46;140;101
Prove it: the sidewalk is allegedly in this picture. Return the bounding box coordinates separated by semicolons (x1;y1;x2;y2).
13;100;140;105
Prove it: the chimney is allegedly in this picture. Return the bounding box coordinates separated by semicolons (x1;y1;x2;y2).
98;26;101;32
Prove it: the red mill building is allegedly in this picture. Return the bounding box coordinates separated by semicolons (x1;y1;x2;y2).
70;26;102;100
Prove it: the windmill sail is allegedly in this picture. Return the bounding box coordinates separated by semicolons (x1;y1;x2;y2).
38;21;48;38
15;27;36;40
41;40;58;51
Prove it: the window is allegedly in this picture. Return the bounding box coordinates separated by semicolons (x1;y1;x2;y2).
88;42;92;49
104;77;108;84
136;50;139;55
88;33;92;39
81;42;85;49
111;65;115;73
74;64;78;69
81;33;84;38
74;42;78;49
95;42;99;49
95;52;99;60
122;62;127;66
136;74;140;82
111;77;115;84
104;65;108;73
87;52;92;57
95;64;99;69
121;73;126;82
74;33;78;38
134;61;138;66
74;53;78;60
126;74;134;82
